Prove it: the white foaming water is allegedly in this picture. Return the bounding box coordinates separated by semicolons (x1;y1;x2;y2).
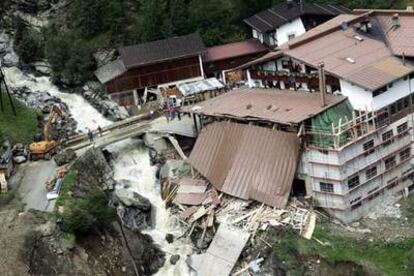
2;66;111;131
109;140;194;276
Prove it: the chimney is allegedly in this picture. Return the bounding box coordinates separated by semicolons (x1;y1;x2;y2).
318;62;327;107
392;13;401;28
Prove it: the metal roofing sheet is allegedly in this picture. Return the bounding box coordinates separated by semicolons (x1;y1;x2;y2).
244;2;350;33
177;78;225;97
183;88;346;125
204;39;268;62
375;14;414;57
284;15;414;90
94;59;126;84
237;50;283;70
118;33;205;69
189;122;300;209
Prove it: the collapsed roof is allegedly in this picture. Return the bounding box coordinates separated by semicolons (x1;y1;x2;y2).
182;88;346;125
189;121;300;209
244;1;350;33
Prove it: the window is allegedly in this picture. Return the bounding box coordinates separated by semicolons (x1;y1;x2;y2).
320;182;334;193
350;196;361;205
397;122;408;136
400;147;411;161
281;60;290;70
385;156;396;170
368;186;380;194
366;166;378;180
363;140;375;156
373;86;387;97
382;130;393;146
351;202;362;210
348;175;360;190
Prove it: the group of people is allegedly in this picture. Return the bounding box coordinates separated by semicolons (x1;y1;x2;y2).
86;125;103;143
163;104;181;122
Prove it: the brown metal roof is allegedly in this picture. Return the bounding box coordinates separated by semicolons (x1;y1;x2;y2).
236;50;283;70
118;33;206;69
188;122;300;208
183;88;346;125
204;39;268;62
375;13;414;57
283;14;414;90
244;2;350;33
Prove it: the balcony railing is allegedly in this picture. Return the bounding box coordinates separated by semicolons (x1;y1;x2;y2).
250;69;339;86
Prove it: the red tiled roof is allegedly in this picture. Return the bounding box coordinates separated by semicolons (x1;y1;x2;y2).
204;39;269;62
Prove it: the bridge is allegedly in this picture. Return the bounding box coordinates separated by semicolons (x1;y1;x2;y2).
64;113;197;151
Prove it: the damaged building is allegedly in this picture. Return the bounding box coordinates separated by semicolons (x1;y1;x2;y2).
185;9;414;223
183;89;346;210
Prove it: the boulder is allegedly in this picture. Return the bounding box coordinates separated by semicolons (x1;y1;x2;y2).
115;187;151;210
54;149;77;166
14;156;27;164
165;234;174;244
170;255;180;265
117;205;151;231
33;61;52;76
2;52;19;67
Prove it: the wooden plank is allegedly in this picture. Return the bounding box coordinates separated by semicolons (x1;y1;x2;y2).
177;185;207;194
175;193;207;206
0;172;7;193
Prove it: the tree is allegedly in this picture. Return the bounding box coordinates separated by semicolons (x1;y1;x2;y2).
14;18;43;64
68;0;126;39
189;0;245;46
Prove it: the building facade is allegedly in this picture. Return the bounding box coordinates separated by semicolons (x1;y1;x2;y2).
244;1;349;47
239;10;414;222
95;33;206;107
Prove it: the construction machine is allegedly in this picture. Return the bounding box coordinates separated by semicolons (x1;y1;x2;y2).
29;105;63;160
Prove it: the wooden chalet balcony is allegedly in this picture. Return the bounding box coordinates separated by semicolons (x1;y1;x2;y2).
250;69;339;86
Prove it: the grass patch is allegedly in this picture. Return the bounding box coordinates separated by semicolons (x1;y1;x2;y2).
0;94;39;144
55;169;78;208
274;222;414;276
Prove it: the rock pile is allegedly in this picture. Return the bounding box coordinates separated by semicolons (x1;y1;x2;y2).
114;181;152;231
80;82;129;121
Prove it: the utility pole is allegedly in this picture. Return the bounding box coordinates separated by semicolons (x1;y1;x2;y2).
0;66;16;116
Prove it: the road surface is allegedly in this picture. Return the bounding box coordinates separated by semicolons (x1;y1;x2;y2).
17;160;58;212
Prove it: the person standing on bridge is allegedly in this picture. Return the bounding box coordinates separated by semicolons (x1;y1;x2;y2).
97;125;103;137
87;128;94;143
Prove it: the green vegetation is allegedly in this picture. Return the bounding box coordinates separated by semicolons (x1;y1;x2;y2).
14;18;44;64
28;0;408;87
0;94;39;144
274;222;414;276
56;169;116;234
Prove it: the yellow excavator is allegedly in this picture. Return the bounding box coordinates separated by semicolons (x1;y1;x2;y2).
29;105;63;160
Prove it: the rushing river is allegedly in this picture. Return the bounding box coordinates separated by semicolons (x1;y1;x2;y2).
3;65;193;275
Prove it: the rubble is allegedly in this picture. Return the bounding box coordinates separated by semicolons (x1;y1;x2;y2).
53;149;77;166
80;82;129;121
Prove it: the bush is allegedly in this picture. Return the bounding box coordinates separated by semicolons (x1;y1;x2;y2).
59;190;116;233
14;18;44;64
